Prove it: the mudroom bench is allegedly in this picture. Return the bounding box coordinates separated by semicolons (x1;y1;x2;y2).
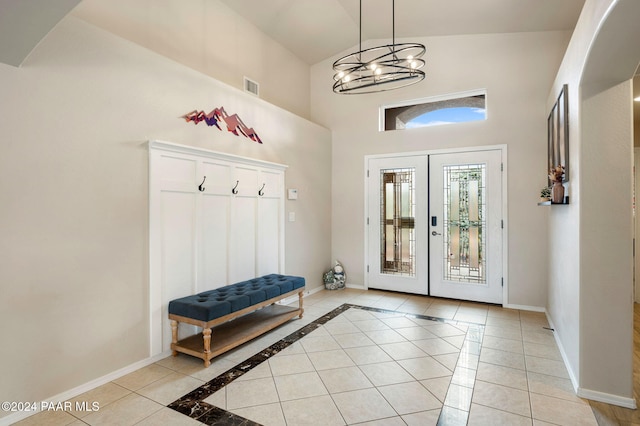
168;274;305;367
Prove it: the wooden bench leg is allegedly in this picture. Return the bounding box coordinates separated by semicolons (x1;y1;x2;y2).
170;320;178;356
298;290;304;318
203;328;212;367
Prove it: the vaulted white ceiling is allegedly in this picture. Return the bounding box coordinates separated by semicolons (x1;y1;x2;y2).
1;0;585;68
219;0;586;64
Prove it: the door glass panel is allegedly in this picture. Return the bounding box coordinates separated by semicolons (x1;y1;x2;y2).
443;164;486;283
380;168;415;276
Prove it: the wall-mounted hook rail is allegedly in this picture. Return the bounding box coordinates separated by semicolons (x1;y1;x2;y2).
258;183;266;196
232;180;239;194
198;176;206;192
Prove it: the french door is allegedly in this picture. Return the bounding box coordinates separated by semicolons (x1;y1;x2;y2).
366;149;503;304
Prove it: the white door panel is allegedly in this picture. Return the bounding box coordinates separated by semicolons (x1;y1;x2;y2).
429;150;502;304
367;156;428;294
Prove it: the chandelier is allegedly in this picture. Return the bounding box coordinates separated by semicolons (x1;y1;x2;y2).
332;0;426;94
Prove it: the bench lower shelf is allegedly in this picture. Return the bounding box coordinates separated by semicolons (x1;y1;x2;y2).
171;304;302;366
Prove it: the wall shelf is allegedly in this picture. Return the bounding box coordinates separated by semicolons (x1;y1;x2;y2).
537;198;569;206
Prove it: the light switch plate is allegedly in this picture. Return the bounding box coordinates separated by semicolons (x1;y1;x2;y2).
288;189;298;200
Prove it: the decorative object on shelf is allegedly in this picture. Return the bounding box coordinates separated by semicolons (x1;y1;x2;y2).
182;106;262;143
323;261;346;290
539;186;551;203
332;0;425;94
549;165;565;204
548;84;569;183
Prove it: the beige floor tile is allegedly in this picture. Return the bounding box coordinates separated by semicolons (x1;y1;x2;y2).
530;393;598;425
273;341;305;356
398;356;452;380
67;382;131;418
281;394;344;425
359;360;416;386
482;335;524;354
332;388;397;424
525;355;569;379
527;371;586;404
134;407;203;425
299;334;341;353
323;320;361;335
234;360;273;381
317;366;373;393
231;402;287;426
378;381;442;414
187;357;238;382
379;341;428;360
81;393;163;426
471;380;531;417
484;325;523;340
467;403;532;426
355;416;406;425
12;409;79;426
273;371;328;401
225;377;279;410
344;345;393;365
268;353;314;376
444;383;473;411
380;316;421;329
331;332;376;349
423;323;467;338
402;409;441;425
136;372;204;405
420;376;453;403
351;319;391;332
343;309;377;321
363;329;407;345
155;354;206;375
424;307;457;319
413;338;459;355
480;346;526;370
112;364;174;391
443;335;466;349
522;330;556;346
454;313;487;324
485;316;522;329
203;388;225;408
307;349;355;370
524;340;563;360
395;326;439;341
438;406;469;424
433;352;460;371
476;362;528;390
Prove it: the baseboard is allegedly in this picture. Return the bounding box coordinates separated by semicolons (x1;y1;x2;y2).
503;303;545;312
544;311;580;393
577;388;637;409
345;283;365;290
0;352;168;426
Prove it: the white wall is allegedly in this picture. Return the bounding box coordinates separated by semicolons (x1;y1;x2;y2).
547;0;638;406
71;0;312;120
0;16;331;415
311;31;571;308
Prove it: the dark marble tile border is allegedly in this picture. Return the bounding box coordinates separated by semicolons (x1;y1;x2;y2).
168;303;483;425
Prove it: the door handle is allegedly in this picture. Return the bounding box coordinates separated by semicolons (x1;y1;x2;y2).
431;231;441;236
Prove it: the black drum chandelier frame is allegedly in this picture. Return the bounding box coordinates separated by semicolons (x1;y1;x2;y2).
332;0;426;94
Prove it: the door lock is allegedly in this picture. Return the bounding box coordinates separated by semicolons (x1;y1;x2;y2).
431;231;441;236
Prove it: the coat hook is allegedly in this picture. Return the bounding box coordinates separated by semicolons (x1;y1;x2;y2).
198;176;206;192
232;180;239;194
258;183;266;196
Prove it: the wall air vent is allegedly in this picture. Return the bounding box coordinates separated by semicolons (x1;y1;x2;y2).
244;77;260;97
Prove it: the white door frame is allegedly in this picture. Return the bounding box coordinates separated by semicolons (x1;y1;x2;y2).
364;144;508;305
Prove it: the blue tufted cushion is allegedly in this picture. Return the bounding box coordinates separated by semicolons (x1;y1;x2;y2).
168;274;305;322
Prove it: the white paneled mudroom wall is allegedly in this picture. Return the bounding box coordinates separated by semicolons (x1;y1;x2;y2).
149;140;287;355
